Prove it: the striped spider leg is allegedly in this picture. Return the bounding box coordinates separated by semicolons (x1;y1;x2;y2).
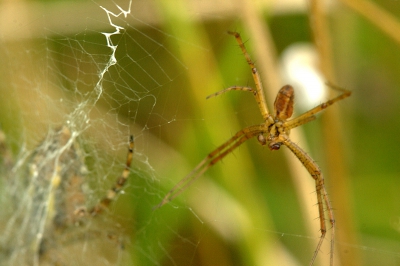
155;31;351;266
87;135;134;216
50;127;135;224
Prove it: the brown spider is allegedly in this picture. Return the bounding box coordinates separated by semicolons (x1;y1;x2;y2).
155;31;351;266
0;126;134;265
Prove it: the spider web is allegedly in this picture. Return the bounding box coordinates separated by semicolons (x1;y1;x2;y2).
0;1;399;266
0;1;189;265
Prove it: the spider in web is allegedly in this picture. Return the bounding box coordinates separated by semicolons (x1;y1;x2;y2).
155;31;351;266
0;126;134;265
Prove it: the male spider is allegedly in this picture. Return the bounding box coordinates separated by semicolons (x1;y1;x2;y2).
0;126;134;265
155;31;351;266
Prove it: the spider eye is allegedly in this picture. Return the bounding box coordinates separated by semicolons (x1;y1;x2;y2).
269;142;282;150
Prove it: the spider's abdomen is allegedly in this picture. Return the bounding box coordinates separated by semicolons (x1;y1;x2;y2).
274;85;294;120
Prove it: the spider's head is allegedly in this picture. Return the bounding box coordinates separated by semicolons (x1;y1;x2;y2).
259;133;282;150
268;141;282;151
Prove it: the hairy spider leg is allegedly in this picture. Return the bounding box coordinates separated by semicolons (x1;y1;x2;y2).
154;125;268;209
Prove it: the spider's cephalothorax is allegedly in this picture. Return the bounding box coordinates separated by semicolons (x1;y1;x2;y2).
257;84;296;150
157;31;351;266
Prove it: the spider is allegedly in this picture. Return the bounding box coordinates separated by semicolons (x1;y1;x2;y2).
0;126;134;265
155;31;351;266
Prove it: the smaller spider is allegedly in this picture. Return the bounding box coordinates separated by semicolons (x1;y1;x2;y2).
155;31;351;266
0;126;134;265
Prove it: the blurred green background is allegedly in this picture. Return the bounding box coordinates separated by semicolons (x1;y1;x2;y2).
0;0;399;266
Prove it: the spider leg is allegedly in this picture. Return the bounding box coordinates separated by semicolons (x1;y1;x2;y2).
154;125;266;209
320;178;335;266
89;135;134;216
278;134;335;266
227;31;271;122
284;85;351;131
206;86;255;99
283;115;317;132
